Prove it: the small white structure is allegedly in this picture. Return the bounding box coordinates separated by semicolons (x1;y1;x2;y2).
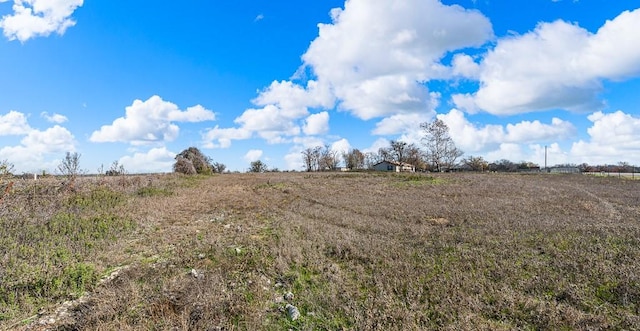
372;161;416;173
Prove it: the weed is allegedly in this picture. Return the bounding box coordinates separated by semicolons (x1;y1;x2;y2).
135;186;173;197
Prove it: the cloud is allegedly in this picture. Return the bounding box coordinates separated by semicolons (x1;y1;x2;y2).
439;108;575;153
363;137;391;155
253;80;334;117
330;138;351;156
451;54;481;79
0;124;76;172
373;112;434;136
118;147;176;173
284;151;304;171
0;110;32;135
569;110;640;164
204;0;493;148
0;0;83;42
244;149;263;163
202;126;251;148
456;8;640;115
41;111;68;123
91;95;215;145
302;0;493;119
203;80;332;147
303;111;329;135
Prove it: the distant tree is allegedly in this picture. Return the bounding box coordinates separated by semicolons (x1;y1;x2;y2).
389;140;411;164
57;152;83;190
106;160;126;176
364;152;380;170
319;145;340;171
174;147;213;175
578;163;592;172
405;145;426;170
249;160;268;173
58;152;83;178
377;147;392;162
302;145;341;171
212;162;227;174
618;161;633;173
301;147;321;172
489;159;518;172
463;156;488;172
518;161;539;170
343;149;365;170
420;119;463;172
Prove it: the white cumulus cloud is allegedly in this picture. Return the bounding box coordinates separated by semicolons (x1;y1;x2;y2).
0;110;32;135
41;111;68;123
202;126;252;149
569;110;640;164
118;147;176;174
302;0;493;119
0;124;76;172
439;108;575;153
244;149;263;163
303;111;329;135
330;138;351;156
0;0;83;42
456;8;640;115
204;0;493;148
91;95;216;145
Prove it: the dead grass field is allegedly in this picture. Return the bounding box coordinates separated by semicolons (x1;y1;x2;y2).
1;172;639;330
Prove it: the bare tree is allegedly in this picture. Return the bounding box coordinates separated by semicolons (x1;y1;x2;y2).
302;147;320;172
319;145;340;171
463;156;488;172
364;152;380;170
106;160;126;176
420;119;463;172
406;145;426;170
389;140;409;164
343;149;365;170
377;147;392;162
58;152;83;178
212;162;227;174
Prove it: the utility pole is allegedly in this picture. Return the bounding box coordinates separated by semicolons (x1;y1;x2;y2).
544;145;548;172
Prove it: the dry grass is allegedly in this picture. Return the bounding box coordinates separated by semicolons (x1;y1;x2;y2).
1;172;639;330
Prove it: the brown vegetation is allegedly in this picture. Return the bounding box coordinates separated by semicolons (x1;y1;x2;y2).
1;172;639;330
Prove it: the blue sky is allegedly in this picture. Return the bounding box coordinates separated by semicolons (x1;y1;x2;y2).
1;0;639;173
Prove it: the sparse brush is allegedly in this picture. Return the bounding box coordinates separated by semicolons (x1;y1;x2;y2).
1;172;639;330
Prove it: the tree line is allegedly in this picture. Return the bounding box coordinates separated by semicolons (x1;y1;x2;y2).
302;119;464;172
1;118;637;177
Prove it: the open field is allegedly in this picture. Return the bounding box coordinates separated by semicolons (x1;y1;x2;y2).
1;172;639;330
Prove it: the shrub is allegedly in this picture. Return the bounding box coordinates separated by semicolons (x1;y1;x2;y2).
174;147;213;175
174;157;197;175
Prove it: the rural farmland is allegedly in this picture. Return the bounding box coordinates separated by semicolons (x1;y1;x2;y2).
1;172;639;330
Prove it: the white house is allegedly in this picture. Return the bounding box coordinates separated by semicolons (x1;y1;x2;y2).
372;161;416;173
